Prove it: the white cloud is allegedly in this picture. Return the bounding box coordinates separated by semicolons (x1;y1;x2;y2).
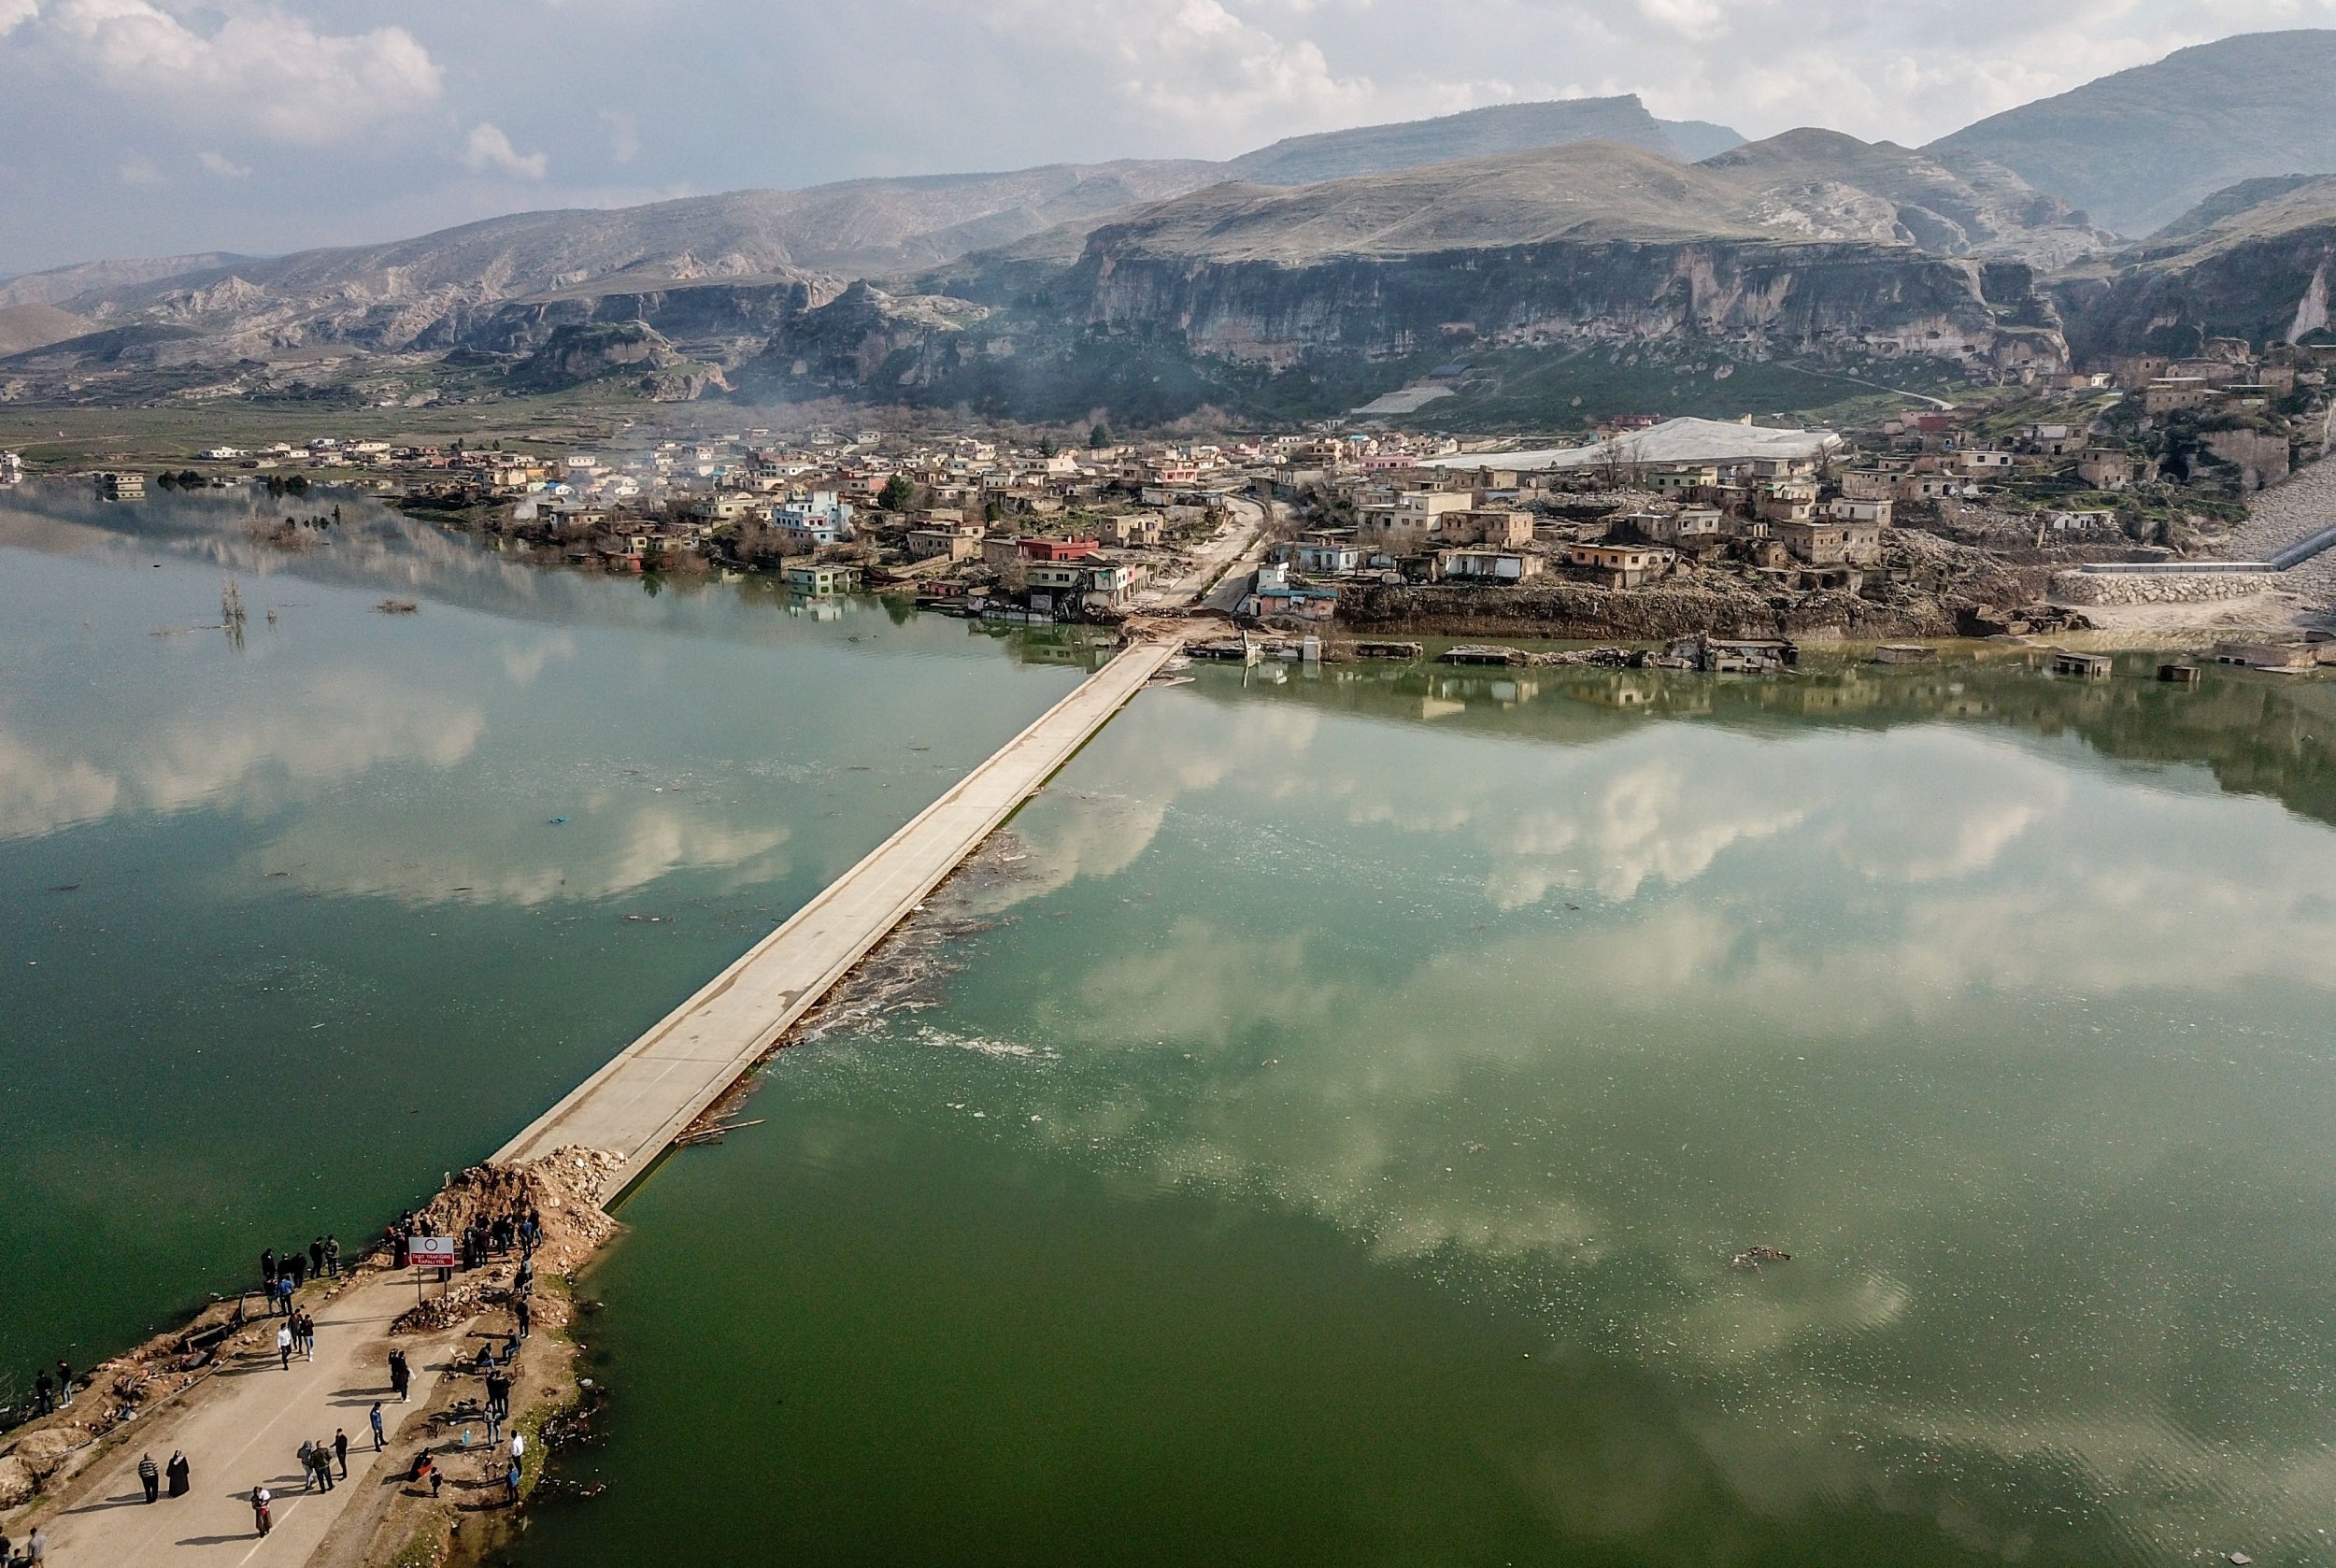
978;0;1389;141
196;150;249;178
34;0;440;143
115;151;161;185
0;0;36;37
461;121;548;180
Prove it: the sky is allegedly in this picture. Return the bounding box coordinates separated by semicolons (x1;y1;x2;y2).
2;0;2334;278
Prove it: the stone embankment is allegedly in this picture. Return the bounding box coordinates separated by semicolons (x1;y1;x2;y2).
2206;453;2336;605
2051;571;2280;606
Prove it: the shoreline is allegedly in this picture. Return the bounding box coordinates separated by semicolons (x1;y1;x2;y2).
0;827;1050;1565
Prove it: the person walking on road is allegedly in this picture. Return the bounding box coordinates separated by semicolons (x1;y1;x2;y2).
278;1321;293;1370
166;1450;190;1497
506;1457;522;1505
389;1347;410;1402
251;1486;272;1536
138;1451;160;1503
370;1401;387;1451
335;1427;349;1478
298;1440;319;1491
313;1439;336;1491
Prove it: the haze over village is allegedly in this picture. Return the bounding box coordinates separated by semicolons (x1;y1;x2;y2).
8;5;2336;1568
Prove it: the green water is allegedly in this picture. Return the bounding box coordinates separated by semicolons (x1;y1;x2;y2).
0;483;1090;1389
13;486;2336;1566
508;659;2336;1568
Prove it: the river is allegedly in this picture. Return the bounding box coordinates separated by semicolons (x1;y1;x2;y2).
7;487;2336;1565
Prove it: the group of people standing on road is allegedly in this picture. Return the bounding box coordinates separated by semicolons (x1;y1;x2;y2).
274;1305;319;1369
295;1430;349;1492
257;1236;339;1315
11;1208;554;1551
134;1449;191;1503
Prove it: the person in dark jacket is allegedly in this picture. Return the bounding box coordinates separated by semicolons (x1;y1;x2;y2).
166;1450;191;1497
137;1453;160;1503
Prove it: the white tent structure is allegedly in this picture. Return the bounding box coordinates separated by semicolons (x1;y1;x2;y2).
1415;417;1843;474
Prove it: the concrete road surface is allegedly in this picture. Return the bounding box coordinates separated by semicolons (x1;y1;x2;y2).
1139;497;1264;609
35;1276;463;1567
495;635;1182;1196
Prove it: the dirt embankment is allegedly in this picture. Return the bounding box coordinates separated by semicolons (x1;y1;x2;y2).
0;1147;624;1566
327;1150;623;1568
1331;531;2058;642
1335;579;1957;640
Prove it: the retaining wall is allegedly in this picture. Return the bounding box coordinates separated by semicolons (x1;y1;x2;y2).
2051;570;2278;606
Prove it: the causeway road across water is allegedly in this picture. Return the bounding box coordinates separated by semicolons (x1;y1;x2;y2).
495;634;1184;1195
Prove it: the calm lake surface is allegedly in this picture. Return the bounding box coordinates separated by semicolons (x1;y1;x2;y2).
0;484;1090;1384
9;486;2336;1566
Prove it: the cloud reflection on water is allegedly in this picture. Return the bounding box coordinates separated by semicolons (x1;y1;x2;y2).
905;678;2336;1560
0;676;483;841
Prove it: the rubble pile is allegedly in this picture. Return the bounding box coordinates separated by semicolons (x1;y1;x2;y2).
406;1147;623;1277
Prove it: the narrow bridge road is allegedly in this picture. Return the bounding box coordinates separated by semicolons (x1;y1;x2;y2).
495;634;1183;1196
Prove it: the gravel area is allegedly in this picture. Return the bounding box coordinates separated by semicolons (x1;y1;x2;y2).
2211;454;2336;604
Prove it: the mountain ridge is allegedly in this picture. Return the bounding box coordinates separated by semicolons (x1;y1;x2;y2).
1930;29;2336;235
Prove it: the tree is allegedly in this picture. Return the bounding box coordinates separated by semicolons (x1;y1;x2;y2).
983;499;1003;523
1089;424;1110;449
1037;435;1058;458
878;474;916;512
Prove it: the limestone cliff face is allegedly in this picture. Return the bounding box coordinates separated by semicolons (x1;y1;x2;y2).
1057;237;2063;373
2058;215;2336;360
467;278;840;358
507;323;728;401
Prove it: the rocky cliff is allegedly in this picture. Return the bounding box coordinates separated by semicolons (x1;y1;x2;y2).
758;142;2071;421
507;323;727;401
1059;234;2056;373
2057;176;2336;360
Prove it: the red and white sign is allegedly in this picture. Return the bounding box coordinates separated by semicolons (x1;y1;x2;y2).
406;1236;457;1269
